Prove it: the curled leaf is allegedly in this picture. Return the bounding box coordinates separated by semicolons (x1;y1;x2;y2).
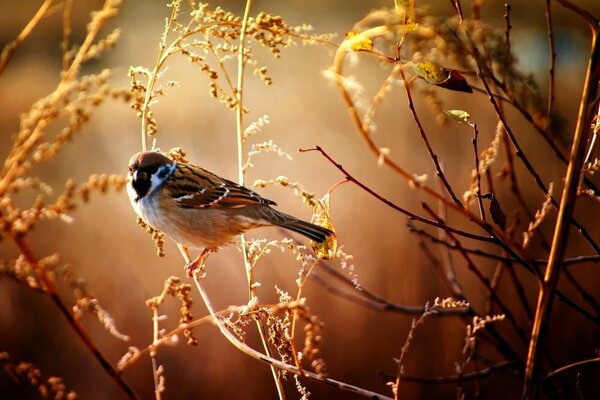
482;193;507;229
413;62;473;93
344;32;373;52
311;193;337;259
445;109;471;124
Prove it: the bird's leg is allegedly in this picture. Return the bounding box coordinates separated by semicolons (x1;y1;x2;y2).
184;248;215;278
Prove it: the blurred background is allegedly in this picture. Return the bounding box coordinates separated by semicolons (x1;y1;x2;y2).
1;0;600;399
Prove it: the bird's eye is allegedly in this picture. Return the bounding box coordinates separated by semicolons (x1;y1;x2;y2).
157;165;170;178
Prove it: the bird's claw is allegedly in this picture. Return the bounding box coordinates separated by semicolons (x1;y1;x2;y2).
184;248;214;278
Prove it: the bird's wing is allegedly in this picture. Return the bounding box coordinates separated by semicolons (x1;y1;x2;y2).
170;164;276;209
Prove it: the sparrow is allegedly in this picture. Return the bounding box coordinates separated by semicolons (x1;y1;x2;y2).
127;151;333;276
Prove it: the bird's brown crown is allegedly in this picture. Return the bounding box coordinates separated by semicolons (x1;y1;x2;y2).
128;151;173;173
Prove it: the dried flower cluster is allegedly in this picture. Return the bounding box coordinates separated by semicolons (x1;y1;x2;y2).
0;352;77;400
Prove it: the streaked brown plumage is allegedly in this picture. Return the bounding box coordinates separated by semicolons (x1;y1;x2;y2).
127;151;333;255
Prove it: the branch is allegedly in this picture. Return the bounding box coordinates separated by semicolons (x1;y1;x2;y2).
544;357;600;381
0;0;54;75
400;360;519;384
192;272;394;400
13;237;140;400
523;27;600;400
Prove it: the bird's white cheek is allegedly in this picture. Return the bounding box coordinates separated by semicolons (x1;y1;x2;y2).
126;181;143;217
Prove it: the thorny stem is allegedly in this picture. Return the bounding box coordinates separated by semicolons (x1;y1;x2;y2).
523;26;600;400
13;236;140;400
191;272;394;400
0;0;54;75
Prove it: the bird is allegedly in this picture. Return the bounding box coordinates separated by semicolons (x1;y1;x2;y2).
127;151;334;276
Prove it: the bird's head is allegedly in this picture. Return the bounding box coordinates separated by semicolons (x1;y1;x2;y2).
128;151;176;201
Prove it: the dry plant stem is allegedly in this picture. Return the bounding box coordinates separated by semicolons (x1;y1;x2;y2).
313;261;468;315
409;224;600;267
61;0;73;71
544;0;556;115
0;0;117;199
289;261;317;372
452;0;464;22
504;4;512;57
400;360;517;384
234;2;284;398
0;0;54;75
151;306;162;400
299;149;491;243
436;174;468;302
331;29;538;273
300;146;540;280
191;272;394;400
544;357;600;381
13;236;140;400
421;203;529;345
471;123;485;220
139;2;179;151
523;27;600;400
471;43;600;257
483;67;600;197
307;146;596;328
400;69;462;206
555;0;599;28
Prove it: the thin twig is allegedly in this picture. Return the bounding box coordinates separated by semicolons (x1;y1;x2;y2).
191;272;394;400
61;0;73;72
0;0;55;75
400;360;518;384
401;69;462;206
471;40;600;256
421;203;529;345
544;357;600;381
544;0;556;116
312;262;468;315
523;27;600;400
235;2;285;397
555;0;599;29
471;123;485;220
300;146;540;278
504;4;512;57
13;237;140;400
150;304;163;400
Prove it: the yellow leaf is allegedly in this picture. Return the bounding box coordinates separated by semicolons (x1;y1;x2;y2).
413;61;450;84
345;32;373;52
445;109;471;124
395;0;415;23
311;193;337;260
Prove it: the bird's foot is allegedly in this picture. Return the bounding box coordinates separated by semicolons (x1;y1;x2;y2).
185;248;215;278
